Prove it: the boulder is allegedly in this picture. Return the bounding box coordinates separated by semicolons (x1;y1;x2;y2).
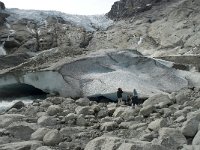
65;113;78;123
36;146;53;150
158;128;187;149
0;114;25;128
43;129;61;146
7;101;25;111
46;97;65;105
148;118;167;131
75;106;94;116
113;106;127;117
143;94;172;107
46;105;61;116
192;130;200;145
31;128;50;141
75;97;90;106
37;116;58;126
85;136;168;150
181;110;200;137
140;105;155;117
5;122;36;140
0;141;42;150
175;89;192;105
76;115;87;126
100;122;118;131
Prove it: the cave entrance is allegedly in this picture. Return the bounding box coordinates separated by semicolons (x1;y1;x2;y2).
0;83;48;99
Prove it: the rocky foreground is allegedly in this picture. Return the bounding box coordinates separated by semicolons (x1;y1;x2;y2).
1;87;200;150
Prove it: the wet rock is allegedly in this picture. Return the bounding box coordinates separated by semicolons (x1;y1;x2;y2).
7;101;25;111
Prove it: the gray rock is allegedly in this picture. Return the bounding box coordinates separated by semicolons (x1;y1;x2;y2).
76;115;87;126
181;145;200;150
100;122;118;131
0;114;25;128
85;136;168;150
31;128;50;141
65;113;77;123
0;141;42;150
37;116;58;126
43;129;61;146
158;128;187;149
140;105;155;117
75;106;94;116
192;130;200;145
36;146;53;150
181;110;200;137
46;97;65;105
97;109;108;118
143;94;172;107
5;122;36;140
148;118;167;131
46;105;61;116
75;97;90;106
175;89;192;105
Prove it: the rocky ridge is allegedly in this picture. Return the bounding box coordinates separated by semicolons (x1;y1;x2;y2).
1;87;200;149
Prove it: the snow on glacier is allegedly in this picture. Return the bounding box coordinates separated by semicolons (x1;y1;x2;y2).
6;8;113;31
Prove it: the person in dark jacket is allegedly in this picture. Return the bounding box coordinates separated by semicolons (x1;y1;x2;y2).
117;88;123;105
132;89;139;107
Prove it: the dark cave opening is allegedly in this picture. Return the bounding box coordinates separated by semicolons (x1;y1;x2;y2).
0;83;48;99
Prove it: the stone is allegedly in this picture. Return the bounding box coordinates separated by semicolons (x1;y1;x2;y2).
75;106;94;116
65;113;78;123
181;110;200;137
158;128;187;149
31;128;50;141
76;115;87;126
0;114;25;128
148;118;167;131
175;116;186;123
192;130;200;145
46;97;64;105
37;116;58;126
143;94;172;107
0;141;42;150
100;122;118;131
97;109;108;118
85;136;168;150
113;106;127;117
140;105;155;117
43;129;61;146
5;122;36;140
175;89;192;105
7;101;25;111
46;105;61;116
36;146;53;150
75;97;90;106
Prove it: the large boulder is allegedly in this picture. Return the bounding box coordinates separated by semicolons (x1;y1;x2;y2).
5;122;36;140
0;114;25;128
148;118;167;131
192;130;200;145
143;94;172;107
37;116;58;126
46;105;62;116
140;105;155;117
181;110;200;137
0;141;42;150
158;128;187;149
31;128;50;141
43;129;62;146
75;106;94;116
85;136;168;150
